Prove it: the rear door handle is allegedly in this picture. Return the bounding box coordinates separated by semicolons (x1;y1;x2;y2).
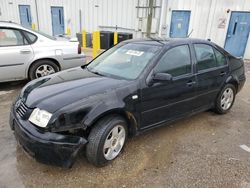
20;49;31;54
186;80;196;87
220;71;226;76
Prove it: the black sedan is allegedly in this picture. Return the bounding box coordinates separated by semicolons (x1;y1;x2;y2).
10;38;246;168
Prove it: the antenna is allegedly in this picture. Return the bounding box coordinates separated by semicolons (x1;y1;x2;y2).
148;37;165;45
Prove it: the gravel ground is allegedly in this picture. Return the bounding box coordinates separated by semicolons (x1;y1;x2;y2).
0;61;249;188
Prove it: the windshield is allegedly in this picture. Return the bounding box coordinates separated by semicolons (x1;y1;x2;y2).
87;43;161;80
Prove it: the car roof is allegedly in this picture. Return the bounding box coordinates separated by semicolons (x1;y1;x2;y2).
0;21;24;29
0;21;26;29
125;37;213;46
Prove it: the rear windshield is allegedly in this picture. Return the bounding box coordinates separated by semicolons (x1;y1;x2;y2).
32;30;56;40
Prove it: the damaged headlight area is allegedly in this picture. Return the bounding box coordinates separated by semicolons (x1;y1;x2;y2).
29;108;52;128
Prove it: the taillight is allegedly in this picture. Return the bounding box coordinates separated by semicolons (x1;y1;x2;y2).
78;43;81;54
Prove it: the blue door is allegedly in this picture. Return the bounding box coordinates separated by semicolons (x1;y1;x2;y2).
170;10;191;38
51;7;65;36
224;12;250;57
19;5;32;28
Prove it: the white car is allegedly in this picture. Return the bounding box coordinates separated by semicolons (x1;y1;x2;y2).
0;21;86;82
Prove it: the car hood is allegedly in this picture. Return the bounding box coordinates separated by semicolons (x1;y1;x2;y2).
21;67;129;113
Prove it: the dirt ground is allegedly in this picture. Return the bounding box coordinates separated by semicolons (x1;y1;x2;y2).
0;62;249;188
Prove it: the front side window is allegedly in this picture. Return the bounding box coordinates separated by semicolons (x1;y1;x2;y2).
214;48;227;67
87;43;162;80
0;28;28;46
194;44;217;71
154;45;191;77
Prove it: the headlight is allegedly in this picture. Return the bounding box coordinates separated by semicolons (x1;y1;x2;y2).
28;108;52;128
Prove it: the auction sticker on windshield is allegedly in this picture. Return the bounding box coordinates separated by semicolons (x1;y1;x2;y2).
126;50;144;56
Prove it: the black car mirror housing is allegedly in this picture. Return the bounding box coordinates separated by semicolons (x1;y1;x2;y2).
153;72;173;82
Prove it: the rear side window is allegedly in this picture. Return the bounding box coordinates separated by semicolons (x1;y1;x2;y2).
155;45;191;77
0;28;28;46
214;48;227;66
23;31;37;43
194;44;217;71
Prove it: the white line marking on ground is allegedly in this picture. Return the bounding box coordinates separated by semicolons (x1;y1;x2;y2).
229;157;240;161
240;145;250;153
0;90;14;96
241;98;250;104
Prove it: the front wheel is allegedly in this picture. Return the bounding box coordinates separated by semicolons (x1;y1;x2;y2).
214;84;236;114
86;115;127;167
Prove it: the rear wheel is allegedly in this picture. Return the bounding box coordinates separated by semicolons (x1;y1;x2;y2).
86;115;127;167
29;60;59;80
214;84;236;114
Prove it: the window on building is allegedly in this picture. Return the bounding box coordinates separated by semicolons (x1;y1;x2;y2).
154;45;191;77
194;44;217;71
0;28;28;46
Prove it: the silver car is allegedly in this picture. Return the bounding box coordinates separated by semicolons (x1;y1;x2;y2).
0;21;86;82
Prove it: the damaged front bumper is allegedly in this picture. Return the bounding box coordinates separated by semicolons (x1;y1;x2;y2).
9;109;87;168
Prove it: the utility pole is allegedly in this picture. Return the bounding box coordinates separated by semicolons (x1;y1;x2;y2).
146;0;154;37
34;0;39;30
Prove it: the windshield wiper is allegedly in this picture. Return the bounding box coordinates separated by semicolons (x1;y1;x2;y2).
86;67;104;76
92;71;104;76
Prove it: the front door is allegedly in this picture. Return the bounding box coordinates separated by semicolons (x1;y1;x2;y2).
170;10;191;38
19;5;32;28
0;28;34;81
51;7;65;36
224;12;250;57
140;44;196;129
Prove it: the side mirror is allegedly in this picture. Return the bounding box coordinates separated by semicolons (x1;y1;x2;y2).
153;72;173;82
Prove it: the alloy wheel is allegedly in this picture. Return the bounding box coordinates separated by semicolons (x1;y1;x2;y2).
220;88;234;110
35;64;55;78
103;125;126;160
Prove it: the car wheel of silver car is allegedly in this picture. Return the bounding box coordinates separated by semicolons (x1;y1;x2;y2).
86;115;128;167
214;83;236;114
29;60;59;80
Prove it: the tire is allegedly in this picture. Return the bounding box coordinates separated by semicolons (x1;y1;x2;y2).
86;115;128;167
29;60;59;80
214;84;236;114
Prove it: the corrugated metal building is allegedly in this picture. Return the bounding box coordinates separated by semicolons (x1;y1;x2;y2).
0;0;250;59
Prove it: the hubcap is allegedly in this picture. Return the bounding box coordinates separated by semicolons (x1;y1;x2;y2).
35;64;55;78
221;88;234;110
103;125;126;160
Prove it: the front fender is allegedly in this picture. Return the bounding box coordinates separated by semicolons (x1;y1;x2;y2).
83;102;138;137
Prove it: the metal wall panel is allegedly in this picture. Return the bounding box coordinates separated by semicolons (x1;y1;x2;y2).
163;0;250;58
0;0;250;58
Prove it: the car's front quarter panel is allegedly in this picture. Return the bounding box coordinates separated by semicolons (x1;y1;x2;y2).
48;82;139;134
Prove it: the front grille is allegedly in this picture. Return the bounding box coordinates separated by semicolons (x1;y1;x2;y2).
16;101;28;119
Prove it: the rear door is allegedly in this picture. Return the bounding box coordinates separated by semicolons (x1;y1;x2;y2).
192;43;228;109
0;27;34;81
140;44;197;129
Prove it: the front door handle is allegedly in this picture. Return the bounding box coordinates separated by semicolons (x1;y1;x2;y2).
220;71;226;76
186;80;196;87
20;49;31;54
